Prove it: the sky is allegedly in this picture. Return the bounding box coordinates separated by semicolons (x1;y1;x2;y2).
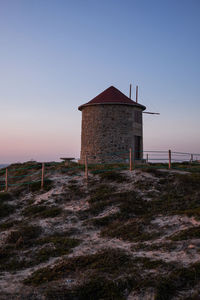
0;0;200;163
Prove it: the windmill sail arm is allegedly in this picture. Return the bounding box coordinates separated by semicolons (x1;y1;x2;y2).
143;112;160;115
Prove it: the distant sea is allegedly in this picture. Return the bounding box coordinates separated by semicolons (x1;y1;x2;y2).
0;164;9;169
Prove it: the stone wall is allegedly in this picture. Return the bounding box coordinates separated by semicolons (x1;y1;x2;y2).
79;104;143;164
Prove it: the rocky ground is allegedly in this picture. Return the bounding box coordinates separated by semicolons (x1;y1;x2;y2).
0;163;200;299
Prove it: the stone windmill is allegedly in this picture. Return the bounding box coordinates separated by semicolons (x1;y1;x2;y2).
78;86;146;164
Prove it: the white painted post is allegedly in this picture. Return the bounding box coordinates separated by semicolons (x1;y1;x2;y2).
168;150;171;169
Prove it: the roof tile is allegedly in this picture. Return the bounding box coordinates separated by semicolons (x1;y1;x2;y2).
78;86;146;111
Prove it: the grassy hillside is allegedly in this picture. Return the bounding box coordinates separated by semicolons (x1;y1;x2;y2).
0;162;200;299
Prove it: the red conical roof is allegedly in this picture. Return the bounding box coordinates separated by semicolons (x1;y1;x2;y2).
78;86;146;111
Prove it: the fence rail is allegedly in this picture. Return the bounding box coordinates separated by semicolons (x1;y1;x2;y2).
0;149;200;192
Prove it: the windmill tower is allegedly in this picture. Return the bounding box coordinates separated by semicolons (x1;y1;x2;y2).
78;86;146;163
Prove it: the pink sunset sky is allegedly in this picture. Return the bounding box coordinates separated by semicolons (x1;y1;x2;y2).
1;0;200;164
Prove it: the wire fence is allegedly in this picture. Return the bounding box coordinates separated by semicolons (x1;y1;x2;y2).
0;150;200;192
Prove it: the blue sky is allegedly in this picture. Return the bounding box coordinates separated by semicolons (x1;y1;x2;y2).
0;0;199;163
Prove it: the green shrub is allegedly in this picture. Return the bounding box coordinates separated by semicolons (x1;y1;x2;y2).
98;171;127;183
87;199;114;216
40;207;62;218
141;167;169;177
0;220;20;231
87;190;147;218
155;262;200;299
89;184;116;203
24;248;134;286
0;245;14;264
175;173;200;194
23;205;47;216
0;192;13;202
6;225;42;246
45;277;128;300
29;179;53;192
101;219;159;242
116;191;146;218
35;236;80;262
169;226;200;241
0;202;15;218
0;257;31;272
67;182;85;197
182;207;200;218
88;213;119;227
23;205;62;218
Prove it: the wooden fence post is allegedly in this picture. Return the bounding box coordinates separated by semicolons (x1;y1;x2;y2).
41;163;45;189
129;148;132;171
168;150;171;169
146;153;149;164
191;154;193;163
5;168;8;192
85;155;88;181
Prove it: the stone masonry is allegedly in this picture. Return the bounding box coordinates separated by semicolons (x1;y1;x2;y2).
78;86;146;164
79;104;144;164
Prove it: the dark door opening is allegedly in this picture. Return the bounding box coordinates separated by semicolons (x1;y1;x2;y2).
135;136;141;160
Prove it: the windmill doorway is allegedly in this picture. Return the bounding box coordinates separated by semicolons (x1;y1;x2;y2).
135;136;142;160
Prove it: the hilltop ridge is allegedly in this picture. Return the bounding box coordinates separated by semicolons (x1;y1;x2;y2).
0;163;200;299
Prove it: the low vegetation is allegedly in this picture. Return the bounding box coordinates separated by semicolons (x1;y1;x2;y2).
98;170;128;183
0;161;200;299
154;262;200;300
0;228;80;273
0;202;15;219
6;224;42;246
24;248;177;300
24;248;134;286
22;205;62;218
0;224;43;272
44;276;131;300
101;219;160;242
0;220;20;231
35;234;80;262
169;226;200;241
0;192;13;202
